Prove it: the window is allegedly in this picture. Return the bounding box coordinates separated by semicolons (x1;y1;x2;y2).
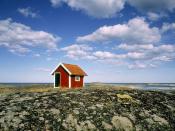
75;76;80;81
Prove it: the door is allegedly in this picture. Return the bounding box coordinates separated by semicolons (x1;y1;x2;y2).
55;73;60;87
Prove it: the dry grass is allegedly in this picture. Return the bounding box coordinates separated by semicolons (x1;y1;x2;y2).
85;83;133;90
0;85;53;94
0;83;134;94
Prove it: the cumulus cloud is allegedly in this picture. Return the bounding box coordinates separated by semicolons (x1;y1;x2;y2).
93;51;127;60
18;7;38;18
128;0;175;12
147;12;160;21
60;44;96;60
128;61;156;69
118;43;154;51
0;18;60;54
61;44;126;60
50;0;125;18
77;17;160;44
61;43;175;69
50;0;175;19
161;23;175;33
118;43;175;60
50;0;62;7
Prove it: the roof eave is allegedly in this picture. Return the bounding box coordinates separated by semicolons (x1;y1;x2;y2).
51;63;72;75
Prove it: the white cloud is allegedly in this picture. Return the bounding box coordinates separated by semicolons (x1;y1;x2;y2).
93;51;126;60
128;61;156;69
118;43;175;53
147;12;167;21
18;7;38;18
118;43;154;51
77;17;160;44
50;0;62;7
127;52;145;59
49;0;175;19
61;43;175;69
8;45;30;54
161;23;175;33
0;18;60;54
128;0;175;12
61;43;175;61
118;43;175;62
50;0;125;18
61;44;95;60
93;51;116;59
61;44;126;60
147;12;160;21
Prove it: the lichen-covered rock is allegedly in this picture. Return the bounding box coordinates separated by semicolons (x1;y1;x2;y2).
111;116;133;130
102;121;112;130
0;89;174;130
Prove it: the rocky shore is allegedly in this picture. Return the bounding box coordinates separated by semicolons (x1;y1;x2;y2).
0;88;175;130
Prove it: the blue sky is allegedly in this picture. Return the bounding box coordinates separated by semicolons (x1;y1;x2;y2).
0;0;175;83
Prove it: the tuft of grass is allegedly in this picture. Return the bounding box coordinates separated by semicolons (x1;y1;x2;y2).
117;94;133;99
85;84;133;91
0;83;134;94
0;85;53;94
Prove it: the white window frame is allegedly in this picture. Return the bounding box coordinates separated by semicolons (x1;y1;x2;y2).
75;76;80;81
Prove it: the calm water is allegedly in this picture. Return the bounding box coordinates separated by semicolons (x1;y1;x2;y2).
105;83;175;90
0;83;175;90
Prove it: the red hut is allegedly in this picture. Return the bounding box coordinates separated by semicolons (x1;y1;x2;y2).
51;63;87;88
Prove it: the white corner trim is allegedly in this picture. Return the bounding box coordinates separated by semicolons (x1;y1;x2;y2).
54;72;55;88
51;62;72;75
69;75;71;88
51;62;61;75
61;63;72;75
54;72;61;88
83;82;84;87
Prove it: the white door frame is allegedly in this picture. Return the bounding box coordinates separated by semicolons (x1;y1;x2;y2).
54;72;61;88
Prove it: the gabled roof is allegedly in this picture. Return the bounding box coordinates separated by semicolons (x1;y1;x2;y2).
51;63;87;76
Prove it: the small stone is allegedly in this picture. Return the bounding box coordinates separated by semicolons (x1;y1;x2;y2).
0;118;4;123
39;117;44;121
93;111;96;114
19;123;24;128
96;104;103;108
73;109;79;115
111;116;133;131
50;108;60;115
102;121;112;130
152;115;169;125
85;120;96;130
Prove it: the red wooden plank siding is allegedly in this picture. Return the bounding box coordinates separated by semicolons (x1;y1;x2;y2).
71;76;84;88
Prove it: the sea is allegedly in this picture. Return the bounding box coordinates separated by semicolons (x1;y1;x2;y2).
0;83;175;90
105;83;175;90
